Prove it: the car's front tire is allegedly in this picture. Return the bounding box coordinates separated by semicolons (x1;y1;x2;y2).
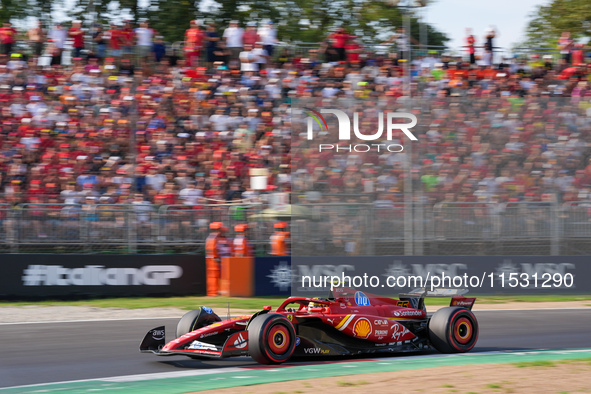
248;313;296;364
428;306;478;353
176;307;221;338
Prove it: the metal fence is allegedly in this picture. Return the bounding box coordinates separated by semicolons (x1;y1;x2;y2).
291;201;591;256
0;203;274;254
3;201;591;255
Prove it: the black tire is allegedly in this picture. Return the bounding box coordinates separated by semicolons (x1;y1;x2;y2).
247;313;296;364
176;307;221;338
428;306;478;353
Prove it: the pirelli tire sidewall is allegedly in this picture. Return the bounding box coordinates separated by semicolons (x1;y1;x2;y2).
428;306;479;353
248;313;296;364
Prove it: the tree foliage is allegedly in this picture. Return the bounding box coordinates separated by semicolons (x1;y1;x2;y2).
1;0;449;48
524;0;591;48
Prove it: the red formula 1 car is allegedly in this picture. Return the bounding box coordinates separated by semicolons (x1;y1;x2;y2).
140;287;479;364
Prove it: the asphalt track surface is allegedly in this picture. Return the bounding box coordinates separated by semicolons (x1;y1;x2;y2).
1;309;590;389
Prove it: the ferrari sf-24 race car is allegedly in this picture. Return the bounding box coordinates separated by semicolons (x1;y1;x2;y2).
140;287;479;364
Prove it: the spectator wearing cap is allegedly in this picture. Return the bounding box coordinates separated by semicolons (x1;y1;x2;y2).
223;20;244;62
68;20;85;59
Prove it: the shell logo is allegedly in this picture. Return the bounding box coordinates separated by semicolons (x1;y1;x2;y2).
353;318;371;339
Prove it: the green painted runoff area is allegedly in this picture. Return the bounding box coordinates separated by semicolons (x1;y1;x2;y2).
3;348;591;394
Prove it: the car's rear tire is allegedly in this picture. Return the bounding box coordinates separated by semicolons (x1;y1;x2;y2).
176;307;221;338
248;313;296;364
428;306;478;353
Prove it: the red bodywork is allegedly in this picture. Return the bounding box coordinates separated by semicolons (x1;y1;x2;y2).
143;287;476;359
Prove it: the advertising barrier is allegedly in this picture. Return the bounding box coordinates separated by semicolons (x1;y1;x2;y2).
291;256;591;296
220;256;254;297
255;256;292;296
1;254;206;299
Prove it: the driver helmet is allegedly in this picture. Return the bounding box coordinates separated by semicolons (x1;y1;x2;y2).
307;298;323;311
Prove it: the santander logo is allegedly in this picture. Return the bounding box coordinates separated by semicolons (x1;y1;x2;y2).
233;333;247;349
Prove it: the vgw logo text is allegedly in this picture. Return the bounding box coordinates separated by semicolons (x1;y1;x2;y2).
305;108;418;153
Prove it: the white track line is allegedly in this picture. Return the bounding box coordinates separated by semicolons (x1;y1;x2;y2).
0;367;246;390
4;348;591;391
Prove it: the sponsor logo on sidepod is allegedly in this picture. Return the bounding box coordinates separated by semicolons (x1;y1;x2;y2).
353;318;372;339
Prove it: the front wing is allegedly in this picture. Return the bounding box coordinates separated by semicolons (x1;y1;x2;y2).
140;326;249;359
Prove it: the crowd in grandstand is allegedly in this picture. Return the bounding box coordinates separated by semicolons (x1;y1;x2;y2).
0;17;590;226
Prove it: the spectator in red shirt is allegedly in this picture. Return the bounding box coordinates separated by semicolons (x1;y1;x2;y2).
465;28;476;64
345;36;362;63
0;22;18;55
184;20;203;67
242;23;259;48
329;27;349;61
68;20;84;58
108;23;123;59
572;43;585;65
122;21;134;58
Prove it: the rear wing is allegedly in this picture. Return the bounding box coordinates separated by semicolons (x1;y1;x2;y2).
399;288;476;311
